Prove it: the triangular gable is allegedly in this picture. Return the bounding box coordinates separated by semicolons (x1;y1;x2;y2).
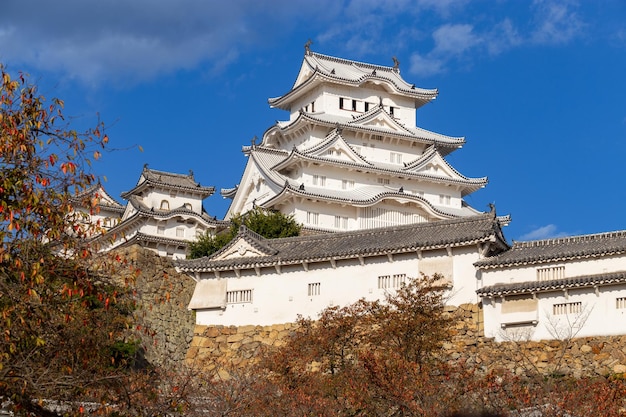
300;130;371;165
211;226;278;261
403;147;480;183
350;107;414;135
292;55;323;90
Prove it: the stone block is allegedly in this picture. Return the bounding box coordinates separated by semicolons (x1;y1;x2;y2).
613;364;626;374
237;325;256;334
204;327;222;338
227;333;245;343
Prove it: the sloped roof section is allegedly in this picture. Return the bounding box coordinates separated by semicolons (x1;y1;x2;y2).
477;270;626;297
475;230;626;269
269;51;438;110
175;213;509;272
121;165;215;199
70;182;125;212
265;110;464;152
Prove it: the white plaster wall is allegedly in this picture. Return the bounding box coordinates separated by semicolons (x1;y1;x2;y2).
484;284;626;342
195;255;420;326
193;243;486;326
142;188;204;213
303;85;417;127
481;255;626;287
449;246;483;306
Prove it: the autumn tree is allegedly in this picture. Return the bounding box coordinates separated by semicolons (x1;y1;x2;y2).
0;66;166;416
238;273;626;416
188;207;301;258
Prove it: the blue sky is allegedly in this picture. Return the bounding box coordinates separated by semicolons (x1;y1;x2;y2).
2;0;625;242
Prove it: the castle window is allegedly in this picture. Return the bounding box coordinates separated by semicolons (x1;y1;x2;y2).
227;289;253;304
341;179;354;189
339;97;345;109
390;152;402;164
184;203;192;210
553;302;582;315
537;266;565;281
307;211;319;225
617;297;626;309
378;274;406;289
176;227;184;238
334;215;348;229
160;200;170;210
377;178;390;185
169;191;177;198
313;175;326;186
308;282;321;296
157;225;165;235
311;101;315;112
352;99;357;111
439;195;451;205
389;106;395;116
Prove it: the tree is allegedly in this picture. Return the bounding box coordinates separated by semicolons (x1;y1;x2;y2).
236;274;626;416
0;66;162;416
188;207;302;258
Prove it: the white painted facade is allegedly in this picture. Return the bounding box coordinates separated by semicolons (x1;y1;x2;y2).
477;234;626;341
68;183;125;236
178;214;509;326
89;165;225;259
181;50;626;342
222;50;488;232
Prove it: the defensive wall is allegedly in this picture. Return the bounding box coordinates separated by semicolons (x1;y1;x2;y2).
125;246;626;377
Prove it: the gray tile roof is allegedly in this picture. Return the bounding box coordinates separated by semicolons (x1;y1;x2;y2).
70;182;125;212
269;51;437;111
174;213;509;272
475;230;626;269
266;108;463;155
121;165;215;199
477;270;626;297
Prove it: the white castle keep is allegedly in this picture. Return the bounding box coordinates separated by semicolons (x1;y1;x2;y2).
75;48;626;342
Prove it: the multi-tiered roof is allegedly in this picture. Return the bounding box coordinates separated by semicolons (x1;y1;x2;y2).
94;165;226;258
223;48;489;232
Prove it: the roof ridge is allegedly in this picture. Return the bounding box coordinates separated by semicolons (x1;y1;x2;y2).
144;166;194;179
515;229;626;248
310;51;396;72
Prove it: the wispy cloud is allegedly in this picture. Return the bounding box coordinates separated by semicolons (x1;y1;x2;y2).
0;0;335;85
518;224;571;241
530;0;586;45
0;0;601;85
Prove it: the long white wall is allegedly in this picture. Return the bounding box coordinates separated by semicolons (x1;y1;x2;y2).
192;245;484;327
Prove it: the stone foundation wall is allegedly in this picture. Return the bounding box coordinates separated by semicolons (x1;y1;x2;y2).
121;246;197;368
186;304;626;377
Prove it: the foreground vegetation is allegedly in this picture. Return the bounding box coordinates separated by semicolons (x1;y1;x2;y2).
188;207;302;259
171;275;626;416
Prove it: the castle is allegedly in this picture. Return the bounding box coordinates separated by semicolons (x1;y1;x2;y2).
77;48;626;342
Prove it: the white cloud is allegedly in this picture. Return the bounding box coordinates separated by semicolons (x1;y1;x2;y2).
530;0;586;45
409;53;445;77
0;0;335;85
518;224;570;241
432;24;482;56
486;19;522;55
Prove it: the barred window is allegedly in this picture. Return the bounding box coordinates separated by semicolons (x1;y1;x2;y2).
617;297;626;309
308;283;321;296
226;289;253;304
553;302;582;315
537;266;565;281
378;274;406;289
